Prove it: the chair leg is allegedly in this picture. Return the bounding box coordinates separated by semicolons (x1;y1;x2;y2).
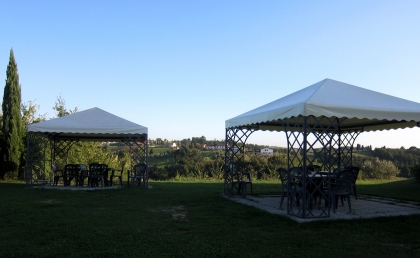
347;194;352;213
353;185;358;200
237;182;242;194
280;194;285;208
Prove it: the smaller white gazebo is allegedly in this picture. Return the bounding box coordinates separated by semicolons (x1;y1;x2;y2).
26;107;148;187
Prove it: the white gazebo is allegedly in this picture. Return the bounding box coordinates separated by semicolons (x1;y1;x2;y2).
25;107;148;187
224;79;420;219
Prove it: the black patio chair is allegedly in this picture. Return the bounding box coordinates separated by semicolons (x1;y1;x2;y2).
287;167;304;208
78;164;89;187
240;171;253;197
278;168;290;208
110;164;124;186
128;163;147;187
64;164;82;186
88;163;108;188
52;164;63;186
345;166;360;200
228;163;252;197
322;169;353;213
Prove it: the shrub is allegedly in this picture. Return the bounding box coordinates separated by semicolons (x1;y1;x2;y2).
410;164;420;180
360;158;400;180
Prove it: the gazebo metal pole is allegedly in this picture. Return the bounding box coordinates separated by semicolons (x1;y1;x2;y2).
25;133;31;187
285;127;291;213
302;117;308;218
338;124;342;168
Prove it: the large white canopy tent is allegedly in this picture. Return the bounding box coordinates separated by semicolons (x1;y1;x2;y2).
26;107;148;187
224;79;420;219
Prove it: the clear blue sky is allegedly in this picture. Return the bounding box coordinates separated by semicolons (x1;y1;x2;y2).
1;1;420;148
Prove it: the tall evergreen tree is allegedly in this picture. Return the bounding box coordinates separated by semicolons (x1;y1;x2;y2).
1;49;23;179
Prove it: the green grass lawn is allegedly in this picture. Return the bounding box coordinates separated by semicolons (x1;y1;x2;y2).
1;179;420;257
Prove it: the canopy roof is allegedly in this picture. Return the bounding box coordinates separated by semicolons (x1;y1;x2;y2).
27;107;148;141
226;79;420;132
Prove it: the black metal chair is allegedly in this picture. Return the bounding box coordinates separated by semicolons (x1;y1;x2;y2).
78;164;89;187
240;171;253;197
345;166;360;200
278;168;290;208
110;164;124;186
88;163;108;188
228;163;252;197
128;163;147;187
323;169;353;213
63;164;82;186
287;167;304;209
52;164;63;186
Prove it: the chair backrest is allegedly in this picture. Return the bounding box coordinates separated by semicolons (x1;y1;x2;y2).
133;163;147;177
333;169;353;193
277;168;288;189
288;167;303;188
277;168;288;184
345;166;360;182
64;164;81;175
89;163;108;176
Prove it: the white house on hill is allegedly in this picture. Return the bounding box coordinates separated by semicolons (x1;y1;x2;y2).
261;148;273;155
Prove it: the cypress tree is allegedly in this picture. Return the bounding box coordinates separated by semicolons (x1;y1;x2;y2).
1;49;23;179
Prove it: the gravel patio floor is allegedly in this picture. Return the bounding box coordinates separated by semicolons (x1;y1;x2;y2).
226;194;420;223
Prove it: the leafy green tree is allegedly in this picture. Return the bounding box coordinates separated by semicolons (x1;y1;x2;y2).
360;158;400;180
53;94;78;117
21;99;46;127
1;49;23;179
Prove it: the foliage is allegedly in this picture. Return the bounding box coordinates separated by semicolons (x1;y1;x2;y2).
360;158;400;180
21;99;46;128
1;49;23;179
373;147;420;177
53;94;78;117
410;164;420;180
205;158;225;179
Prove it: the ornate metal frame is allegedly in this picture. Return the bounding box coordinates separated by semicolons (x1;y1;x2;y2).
224;115;361;219
25;132;148;188
224;127;256;195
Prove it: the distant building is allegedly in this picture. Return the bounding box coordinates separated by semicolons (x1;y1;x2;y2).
207;144;225;150
261;148;274;155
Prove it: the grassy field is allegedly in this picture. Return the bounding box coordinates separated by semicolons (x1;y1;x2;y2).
0;179;420;257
